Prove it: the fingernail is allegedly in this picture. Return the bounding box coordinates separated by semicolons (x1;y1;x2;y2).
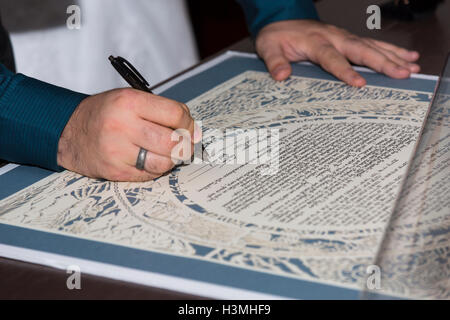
409;63;420;73
193;122;202;144
272;65;290;80
409;51;419;58
352;75;365;87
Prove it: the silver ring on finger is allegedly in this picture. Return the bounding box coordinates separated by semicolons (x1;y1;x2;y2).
135;147;147;170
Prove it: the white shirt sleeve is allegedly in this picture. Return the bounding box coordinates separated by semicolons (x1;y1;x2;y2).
8;0;199;94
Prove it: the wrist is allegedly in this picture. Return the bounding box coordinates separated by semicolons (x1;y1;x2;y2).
57;97;86;170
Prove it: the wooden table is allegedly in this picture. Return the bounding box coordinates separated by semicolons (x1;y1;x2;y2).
1;0;449;299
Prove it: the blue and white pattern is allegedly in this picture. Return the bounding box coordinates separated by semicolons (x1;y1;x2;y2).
0;70;445;299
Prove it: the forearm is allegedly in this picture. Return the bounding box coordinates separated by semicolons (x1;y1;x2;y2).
0;64;88;171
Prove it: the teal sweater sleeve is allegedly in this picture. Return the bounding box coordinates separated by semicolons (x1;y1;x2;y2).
0;64;88;171
236;0;319;37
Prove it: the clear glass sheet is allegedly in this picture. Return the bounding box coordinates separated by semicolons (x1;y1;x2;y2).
366;56;450;299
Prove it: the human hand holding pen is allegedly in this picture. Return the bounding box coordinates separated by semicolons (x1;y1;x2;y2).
57;88;200;181
108;55;209;169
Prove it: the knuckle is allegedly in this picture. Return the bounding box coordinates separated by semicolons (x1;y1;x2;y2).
373;53;389;66
180;103;191;116
320;44;336;57
326;24;341;33
165;132;181;153
171;104;187;127
113;88;138;111
144;125;178;151
362;37;375;44
308;32;327;44
142;124;161;143
345;37;367;52
101;115;122;133
148;156;174;173
118;87;138;100
160;158;175;172
345;35;362;44
166;131;180;150
316;46;337;63
386;60;399;70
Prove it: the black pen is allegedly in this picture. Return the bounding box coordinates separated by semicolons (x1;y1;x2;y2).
108;55;209;164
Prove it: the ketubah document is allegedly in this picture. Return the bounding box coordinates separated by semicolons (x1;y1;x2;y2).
0;51;448;299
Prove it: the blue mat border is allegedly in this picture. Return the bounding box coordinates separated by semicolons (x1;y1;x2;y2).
0;54;434;299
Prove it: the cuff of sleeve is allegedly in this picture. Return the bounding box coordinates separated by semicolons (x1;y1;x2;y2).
241;0;320;37
0;74;88;172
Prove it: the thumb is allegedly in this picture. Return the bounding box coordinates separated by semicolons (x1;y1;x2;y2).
259;44;292;81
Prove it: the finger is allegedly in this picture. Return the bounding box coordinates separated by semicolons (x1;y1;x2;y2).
125;145;176;174
102;161;160;182
143;149;176;174
130;118;193;160
119;167;160;182
370;39;420;62
342;39;411;79
308;41;366;87
134;93;194;133
258;43;292;81
363;40;420;73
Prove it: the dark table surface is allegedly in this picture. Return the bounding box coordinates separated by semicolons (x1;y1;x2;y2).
1;0;449;299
